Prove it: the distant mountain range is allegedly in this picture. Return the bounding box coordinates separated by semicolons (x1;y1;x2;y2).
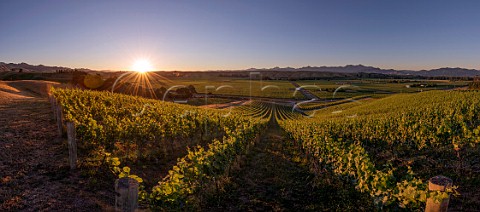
0;62;92;73
1;62;479;77
256;65;480;77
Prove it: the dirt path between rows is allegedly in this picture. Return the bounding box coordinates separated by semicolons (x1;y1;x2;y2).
204;116;373;211
0;90;112;211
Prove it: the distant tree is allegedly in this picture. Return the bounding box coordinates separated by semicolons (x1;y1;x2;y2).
469;81;480;90
72;72;87;87
154;87;168;99
187;85;196;94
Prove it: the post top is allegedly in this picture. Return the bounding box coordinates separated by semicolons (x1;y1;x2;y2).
116;177;139;189
428;175;453;191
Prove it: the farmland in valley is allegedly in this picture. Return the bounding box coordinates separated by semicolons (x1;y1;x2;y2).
1;71;479;211
4;1;480;211
7;74;471;210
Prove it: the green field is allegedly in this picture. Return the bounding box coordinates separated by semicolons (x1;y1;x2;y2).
296;79;469;99
115;73;470;102
169;79;304;99
185;97;235;106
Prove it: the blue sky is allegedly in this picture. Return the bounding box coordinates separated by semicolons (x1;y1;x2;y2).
1;0;479;71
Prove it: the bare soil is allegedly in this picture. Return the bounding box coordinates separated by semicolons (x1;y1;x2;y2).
0;81;112;211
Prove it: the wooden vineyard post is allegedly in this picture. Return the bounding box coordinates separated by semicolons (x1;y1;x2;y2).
115;178;139;212
49;95;56;121
425;175;453;212
66;122;77;170
56;102;64;136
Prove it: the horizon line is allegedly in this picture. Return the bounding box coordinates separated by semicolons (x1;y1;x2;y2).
2;61;478;72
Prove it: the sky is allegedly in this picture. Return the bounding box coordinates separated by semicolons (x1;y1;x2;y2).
1;0;480;71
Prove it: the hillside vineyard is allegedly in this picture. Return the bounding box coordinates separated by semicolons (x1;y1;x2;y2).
50;88;479;210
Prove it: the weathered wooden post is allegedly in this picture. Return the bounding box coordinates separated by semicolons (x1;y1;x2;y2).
49;95;56;121
425;175;453;212
66;122;77;170
51;96;58;121
56;102;64;136
115;177;139;212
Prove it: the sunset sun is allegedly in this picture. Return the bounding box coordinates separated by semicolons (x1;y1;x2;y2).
131;59;153;73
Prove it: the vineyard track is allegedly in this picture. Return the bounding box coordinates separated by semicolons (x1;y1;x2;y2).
0;89;112;211
289;81;320;100
200;100;251;109
204;118;373;211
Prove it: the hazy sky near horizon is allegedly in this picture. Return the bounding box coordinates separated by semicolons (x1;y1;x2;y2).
1;0;480;71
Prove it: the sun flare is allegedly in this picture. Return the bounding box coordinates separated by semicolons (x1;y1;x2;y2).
131;59;153;73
